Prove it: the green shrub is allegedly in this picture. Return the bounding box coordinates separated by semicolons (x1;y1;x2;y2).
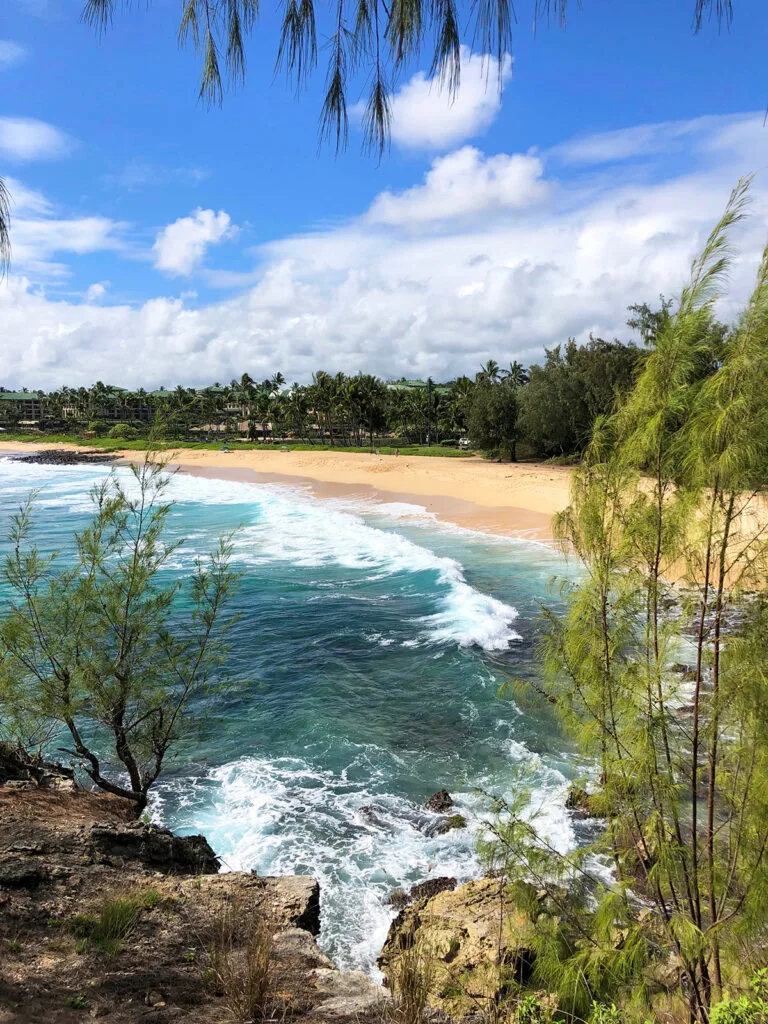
711;971;768;1024
107;423;139;439
87;420;108;436
444;814;467;830
68;899;138;956
514;994;553;1024
65;994;90;1010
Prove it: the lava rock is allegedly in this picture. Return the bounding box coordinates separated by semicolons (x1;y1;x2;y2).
409;876;458;903
88;823;220;874
425;790;454;812
427;814;467;836
0;742;76;789
16;449;118;466
0;857;47;888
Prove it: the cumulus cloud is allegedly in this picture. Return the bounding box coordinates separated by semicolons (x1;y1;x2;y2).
0;117;74;161
1;113;768;389
359;46;512;151
367;147;547;225
0;41;27;70
86;282;109;302
153;208;238;276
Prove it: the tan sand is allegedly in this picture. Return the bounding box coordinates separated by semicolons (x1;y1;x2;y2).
0;441;571;540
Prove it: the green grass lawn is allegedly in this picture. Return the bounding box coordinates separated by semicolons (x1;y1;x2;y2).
0;434;476;458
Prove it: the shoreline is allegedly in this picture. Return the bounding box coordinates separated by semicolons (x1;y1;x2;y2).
0;441;570;541
167;461;560;541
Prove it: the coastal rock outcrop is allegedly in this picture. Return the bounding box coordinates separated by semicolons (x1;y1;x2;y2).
564;784;604;819
379;877;535;1015
0;784;383;1022
425;789;454;812
0;740;76;790
89;821;221;874
16;448;118;466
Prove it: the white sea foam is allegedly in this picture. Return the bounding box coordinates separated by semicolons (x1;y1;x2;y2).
0;461;522;652
164;471;523;653
153;740;574;975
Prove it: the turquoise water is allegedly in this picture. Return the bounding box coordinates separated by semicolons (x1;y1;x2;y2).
0;456;577;971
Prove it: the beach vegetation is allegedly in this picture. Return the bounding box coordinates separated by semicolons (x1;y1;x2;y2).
4;331;654;462
489;176;768;1021
467;376;520;461
0;456;239;811
518;336;644;458
206;900;277;1023
68;898;139;956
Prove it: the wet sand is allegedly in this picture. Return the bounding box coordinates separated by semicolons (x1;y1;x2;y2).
0;442;570;541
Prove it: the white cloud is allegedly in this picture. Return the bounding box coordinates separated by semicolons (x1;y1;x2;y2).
1;113;768;390
153;208;238;276
107;160;211;191
86;281;109;302
367;147;547;225
0;41;27;70
3;176;51;216
378;47;512;150
551;113;739;166
10;217;128;278
0;117;74;161
2;178;129;278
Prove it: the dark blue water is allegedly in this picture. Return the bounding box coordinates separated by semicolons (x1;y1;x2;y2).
0;456;577;971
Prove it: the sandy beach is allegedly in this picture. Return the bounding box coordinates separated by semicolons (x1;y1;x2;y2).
0;442;571;540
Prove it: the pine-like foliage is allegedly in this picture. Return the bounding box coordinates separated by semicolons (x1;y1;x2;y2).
490;179;768;1023
78;0;735;155
0;457;239;810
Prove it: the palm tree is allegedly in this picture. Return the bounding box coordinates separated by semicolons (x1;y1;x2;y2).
0;178;10;278
502;360;529;388
478;360;500;383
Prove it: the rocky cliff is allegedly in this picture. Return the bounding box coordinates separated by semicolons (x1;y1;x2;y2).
379;877;535;1016
0;783;387;1023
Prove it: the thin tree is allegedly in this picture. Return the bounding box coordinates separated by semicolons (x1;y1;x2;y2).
0;457;239;812
490;178;768;1022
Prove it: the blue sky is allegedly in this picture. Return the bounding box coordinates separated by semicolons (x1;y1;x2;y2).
2;0;768;388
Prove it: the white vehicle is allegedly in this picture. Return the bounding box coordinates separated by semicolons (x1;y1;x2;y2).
458;437;471;449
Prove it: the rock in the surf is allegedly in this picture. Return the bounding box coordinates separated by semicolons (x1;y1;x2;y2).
425;789;454;812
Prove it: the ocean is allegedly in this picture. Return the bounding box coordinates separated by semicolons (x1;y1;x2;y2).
0;455;579;972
